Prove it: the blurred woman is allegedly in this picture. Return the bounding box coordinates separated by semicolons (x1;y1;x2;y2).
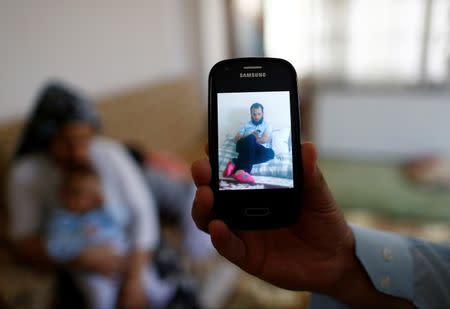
7;82;170;308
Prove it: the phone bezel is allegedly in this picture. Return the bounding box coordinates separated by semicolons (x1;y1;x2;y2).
208;57;303;229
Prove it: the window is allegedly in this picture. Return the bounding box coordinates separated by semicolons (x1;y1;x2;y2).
261;0;450;85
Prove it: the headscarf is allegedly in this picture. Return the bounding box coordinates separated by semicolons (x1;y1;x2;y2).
14;81;100;160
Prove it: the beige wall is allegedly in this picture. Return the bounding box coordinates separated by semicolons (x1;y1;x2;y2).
0;0;202;121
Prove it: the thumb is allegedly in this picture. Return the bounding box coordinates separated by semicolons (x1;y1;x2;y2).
301;142;337;213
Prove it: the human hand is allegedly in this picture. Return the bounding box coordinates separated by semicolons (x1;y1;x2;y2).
75;245;125;276
191;142;412;307
192;142;353;291
118;274;148;309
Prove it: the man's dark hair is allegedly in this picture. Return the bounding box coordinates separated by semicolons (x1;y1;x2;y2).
250;103;264;112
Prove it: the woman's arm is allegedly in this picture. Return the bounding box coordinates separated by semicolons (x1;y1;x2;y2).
118;250;152;308
12;235;55;269
7;160;51;267
72;245;126;276
109;142;160;252
107;142;160;307
12;235;126;275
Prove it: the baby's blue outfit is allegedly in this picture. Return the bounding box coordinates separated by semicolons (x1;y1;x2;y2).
46;207;127;262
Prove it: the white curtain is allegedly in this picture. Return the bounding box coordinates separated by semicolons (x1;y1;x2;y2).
263;0;449;84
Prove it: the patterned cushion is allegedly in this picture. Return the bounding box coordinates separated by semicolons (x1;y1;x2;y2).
218;136;293;179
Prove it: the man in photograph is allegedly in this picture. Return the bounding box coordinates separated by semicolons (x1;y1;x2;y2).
223;103;275;182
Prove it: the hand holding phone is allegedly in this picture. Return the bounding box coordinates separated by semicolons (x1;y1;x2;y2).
191;143;360;302
195;58;412;307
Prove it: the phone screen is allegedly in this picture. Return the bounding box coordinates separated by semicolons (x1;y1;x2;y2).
217;91;294;191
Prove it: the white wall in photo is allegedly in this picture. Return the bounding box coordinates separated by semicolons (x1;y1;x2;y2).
217;91;291;147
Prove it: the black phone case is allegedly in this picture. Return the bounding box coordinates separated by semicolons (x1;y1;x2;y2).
208;57;303;229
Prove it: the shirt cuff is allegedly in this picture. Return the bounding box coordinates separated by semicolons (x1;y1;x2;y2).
350;224;413;301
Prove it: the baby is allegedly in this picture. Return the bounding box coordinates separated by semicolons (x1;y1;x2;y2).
46;164;174;309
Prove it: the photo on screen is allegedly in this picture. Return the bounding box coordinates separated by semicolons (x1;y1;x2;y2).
218;91;293;190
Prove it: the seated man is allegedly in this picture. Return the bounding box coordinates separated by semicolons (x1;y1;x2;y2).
223;103;275;183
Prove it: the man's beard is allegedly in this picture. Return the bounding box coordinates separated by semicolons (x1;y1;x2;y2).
251;116;264;126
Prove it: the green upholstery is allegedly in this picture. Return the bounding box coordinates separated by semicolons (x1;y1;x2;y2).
320;158;450;222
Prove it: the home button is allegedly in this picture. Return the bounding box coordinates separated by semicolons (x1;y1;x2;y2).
245;208;270;216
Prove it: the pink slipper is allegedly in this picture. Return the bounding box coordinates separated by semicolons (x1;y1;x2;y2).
232;170;255;183
223;161;236;177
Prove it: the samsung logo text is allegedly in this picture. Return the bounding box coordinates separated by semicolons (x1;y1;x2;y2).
240;72;266;78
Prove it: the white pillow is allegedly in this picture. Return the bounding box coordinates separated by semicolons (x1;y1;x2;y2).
271;128;291;155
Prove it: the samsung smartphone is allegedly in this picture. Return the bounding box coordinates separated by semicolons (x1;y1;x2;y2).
208;57;303;229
